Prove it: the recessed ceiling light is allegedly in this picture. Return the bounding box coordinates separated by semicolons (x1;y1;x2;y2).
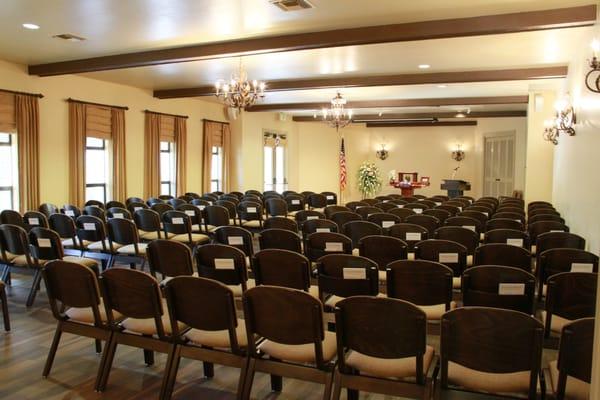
22;23;40;30
418;64;430;69
437;84;447;88
455;112;466;118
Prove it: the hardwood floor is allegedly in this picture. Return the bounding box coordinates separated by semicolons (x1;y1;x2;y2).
0;265;557;400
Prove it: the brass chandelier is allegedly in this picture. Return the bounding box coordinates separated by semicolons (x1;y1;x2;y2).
215;59;266;110
322;92;353;130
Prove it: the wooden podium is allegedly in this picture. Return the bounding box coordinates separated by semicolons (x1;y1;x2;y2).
441;179;471;198
390;172;430;197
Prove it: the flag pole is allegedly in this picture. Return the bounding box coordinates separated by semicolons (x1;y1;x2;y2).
337;126;343;205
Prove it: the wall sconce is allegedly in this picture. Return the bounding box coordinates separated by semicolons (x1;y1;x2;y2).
543;97;576;145
376;144;389;160
451;144;465;161
585;39;600;93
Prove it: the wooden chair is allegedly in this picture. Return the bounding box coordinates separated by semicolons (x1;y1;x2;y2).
85;200;105;209
263;216;298;232
265;198;288;218
0;224;40;306
342;220;382;251
388;223;428;256
304;232;352;263
433;226;479;267
316;254;379;309
38;203;59;217
49;212;81;250
445;216;483;238
162;210;210;246
542;272;597;339
96;268;174;391
106;207;132;220
324;205;351;219
438;307;543;399
61;204;82;219
354;206;383;220
458;210;488;227
83;205;106;222
423;208;451;224
345;201;369;211
176;203;206;233
474;243;532;272
528;213;565;225
462;265;536;315
150;202;174;217
75;215;114;269
402;203;429;213
238;201;264;232
146;239;194;281
330;211;362;232
195;244;252;298
465;205;493;216
307;193;328;211
41;260;112;378
361;198;381;206
528;221;569;255
125;196;145;205
332;297;436;400
133;208;165;241
535;232;585;264
414;239;467;289
405;214;440;234
484;228;531;251
284;194;306;216
252;249;317;297
106;200;126;210
435;204;460;216
23;210;49;231
537;248;598;301
126;201;148;217
358;235;408;281
544;318;593;400
241;286;336;400
386;260;454;321
259;228;302;253
0;209;24;227
168;198;186;208
203;204;231;233
160;276;250;400
106;218;147;269
29;227;99;272
321;192;338;205
486;218;525;232
0;280;9;331
213;226;254;265
493;211;526;223
366;212;401;230
294;210;326;231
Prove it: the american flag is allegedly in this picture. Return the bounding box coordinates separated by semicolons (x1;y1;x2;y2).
339;137;347;191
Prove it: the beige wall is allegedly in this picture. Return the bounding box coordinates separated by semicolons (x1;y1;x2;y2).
551;24;600;397
0;58;225;206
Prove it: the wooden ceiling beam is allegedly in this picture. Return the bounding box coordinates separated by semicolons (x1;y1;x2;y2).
246;96;529;112
366;121;478;127
153;66;567;98
28;5;596;76
292;110;526;121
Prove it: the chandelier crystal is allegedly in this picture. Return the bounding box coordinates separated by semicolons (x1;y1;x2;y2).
215;59;266;110
322;92;353;130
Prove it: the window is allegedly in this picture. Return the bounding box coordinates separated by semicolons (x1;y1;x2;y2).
263;132;287;193
85;137;111;203
210;146;222;192
0;133;18;210
160;141;176;196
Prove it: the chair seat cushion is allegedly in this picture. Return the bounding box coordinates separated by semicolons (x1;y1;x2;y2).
346;345;435;379
61;238;77;248
116;243;148;255
540;311;573;334
378;270;386;282
241;220;262;229
351;248;360;256
258;330;337;364
66;301;122;325
9;254;30;266
62;256;98;268
467;255;473;267
121;305;184;336
417;301;456;320
226;279;255;298
531;245;537;255
448;361;534;395
452;276;461;289
549;360;590;400
185;320;248;349
139;230;172;240
170;233;210;244
86;240;122;251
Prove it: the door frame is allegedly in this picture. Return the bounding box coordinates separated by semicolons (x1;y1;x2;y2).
482;131;517;197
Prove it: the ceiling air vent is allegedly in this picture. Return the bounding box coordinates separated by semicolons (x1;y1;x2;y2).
53;33;86;42
269;0;314;11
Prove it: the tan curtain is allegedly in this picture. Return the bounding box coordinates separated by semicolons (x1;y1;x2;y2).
174;117;187;196
68;102;86;207
144;113;161;198
111;108;127;202
222;123;231;192
15;95;40;212
202;120;217;193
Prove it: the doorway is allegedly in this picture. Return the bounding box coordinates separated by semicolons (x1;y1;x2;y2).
483;133;516;197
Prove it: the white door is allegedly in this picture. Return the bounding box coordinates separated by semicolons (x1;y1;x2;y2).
483;134;515;197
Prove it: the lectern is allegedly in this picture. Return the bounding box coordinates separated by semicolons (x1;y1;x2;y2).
441;179;471;198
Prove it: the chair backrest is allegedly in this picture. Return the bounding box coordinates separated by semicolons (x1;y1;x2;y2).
238;201;263;223
335;296;428;383
75;215;107;244
195;243;248;287
83;205;106;221
49;213;77;239
106;200;126;210
316;254;379;300
435;204;460;216
215;199;238;219
556;318;594;390
259;228;302;253
29;227;64;262
388;207;417;221
538;248;598;287
43;260;103;325
528;213;565;224
106;207;132;220
294;210;326;229
423;208;451;224
162;210;193;238
486;218;524;232
528;221;569;242
414;239;467;277
474;243;531;271
245;189;263;198
38;203;59;217
127;201;148;216
305;231;352;262
214;226;254;257
386;260;453;307
252;249;311;291
133;208;161;234
164;276;243;353
23;210;49;231
465;205;493;216
147;240;194;279
358;235;408;270
0;209;23;227
330;211;362;232
433;226;479;254
265;198;288;217
204;204;230;228
168;198;187;208
354;206;384;219
462;265;536;314
126;197;145;205
492;211;526;223
345;201;369;211
100;268;166;337
405;214;440;234
361;198;381;206
85;200;105;209
243;286;328;367
403;203;429;213
373;202;399;212
0;223;30;256
301;219;338;236
483;228;531;250
176;203;204;227
528;208;559;218
151;202;174;216
366;212;401;229
324;205;351;219
545;272;597;327
61;204;82;219
307;193;328;209
535;232;585;257
284;194;305;213
263;216;298;232
440;307;543;399
342;220;382;249
107;217;139;247
388;223;429;251
159;194;175;201
445;216;483;234
321;191;337;205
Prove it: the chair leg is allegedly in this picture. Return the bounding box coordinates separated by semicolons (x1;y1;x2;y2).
1;264;10;283
347;388;359;400
42;325;63;377
269;357;282;391
95;339;102;354
143;348;155;366
0;285;9;331
95;333;118;392
241;357;257;400
331;370;342;400
203;361;214;378
159;344;181;400
236;357;249;400
323;372;334;400
26;269;43;307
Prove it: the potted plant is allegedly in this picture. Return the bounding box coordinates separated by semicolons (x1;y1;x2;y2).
357;162;382;199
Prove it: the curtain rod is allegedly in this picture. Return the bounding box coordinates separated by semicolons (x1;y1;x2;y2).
202;118;229;124
0;88;44;98
67;98;129;110
145;109;188;119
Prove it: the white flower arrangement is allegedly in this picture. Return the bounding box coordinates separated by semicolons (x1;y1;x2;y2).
357;161;382;199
